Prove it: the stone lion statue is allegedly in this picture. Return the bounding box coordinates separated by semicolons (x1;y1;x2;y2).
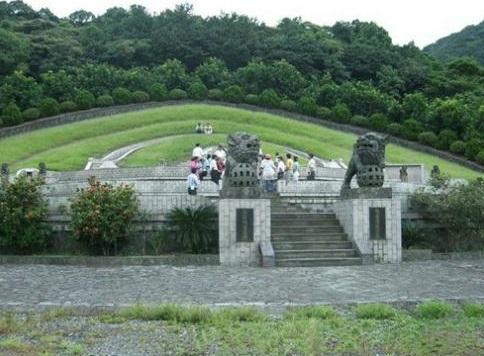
223;132;260;190
341;133;387;189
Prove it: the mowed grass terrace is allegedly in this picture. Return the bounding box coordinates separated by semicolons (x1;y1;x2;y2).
0;104;481;179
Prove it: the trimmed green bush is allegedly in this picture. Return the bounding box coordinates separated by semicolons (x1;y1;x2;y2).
297;95;318;116
148;83;168;101
96;94;114;107
69;176;139;256
187;81;208;100
386;122;403;136
223;85;244;103
402;118;423;141
22;108;40;121
259;89;280;108
449;140;466;154
418;131;438;147
415;300;453;319
316;106;332;120
332;103;351;123
207;88;223;101
476;150;484;165
1;102;23;126
463;303;484;317
350;115;368;127
354;303;397;320
464;138;482;160
74;89;96;110
112;87;132;105
59;100;77;113
38;97;60;117
244;94;259;105
0;176;50;254
131;90;150;103
368;113;390;130
437;129;458;150
168;88;188;100
279;99;297;112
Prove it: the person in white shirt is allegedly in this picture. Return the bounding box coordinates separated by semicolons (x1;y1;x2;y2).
214;144;226;163
307;153;316;180
293;156;300;181
192;143;204;159
276;156;286;180
204;123;213;134
187;168;200;195
260;154;277;193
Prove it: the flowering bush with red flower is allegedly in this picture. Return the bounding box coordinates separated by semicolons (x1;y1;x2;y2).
69;176;139;255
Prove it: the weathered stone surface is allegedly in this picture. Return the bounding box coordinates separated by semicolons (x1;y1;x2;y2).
340;187;392;199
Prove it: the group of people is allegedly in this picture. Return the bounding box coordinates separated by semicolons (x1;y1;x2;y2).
259;152;316;193
187;143;227;195
195;122;213;135
187;143;317;195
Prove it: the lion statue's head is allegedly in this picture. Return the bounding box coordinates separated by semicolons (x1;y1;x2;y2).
355;133;387;167
227;132;260;163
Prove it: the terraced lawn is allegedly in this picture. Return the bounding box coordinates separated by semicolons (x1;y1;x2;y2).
0;104;481;179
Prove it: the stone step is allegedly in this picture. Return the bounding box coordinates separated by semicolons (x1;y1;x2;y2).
272;241;353;250
275;249;357;259
272;233;348;241
276;257;362;267
272;226;344;234
271;221;341;227
271;212;337;219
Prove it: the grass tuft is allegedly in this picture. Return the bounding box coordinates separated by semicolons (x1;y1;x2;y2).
462;303;484;318
119;303;212;323
0;312;20;334
285;305;339;320
213;307;267;323
415;300;454;319
0;337;30;352
354;303;397;320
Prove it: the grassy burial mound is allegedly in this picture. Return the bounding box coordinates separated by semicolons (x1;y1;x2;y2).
0;104;482;179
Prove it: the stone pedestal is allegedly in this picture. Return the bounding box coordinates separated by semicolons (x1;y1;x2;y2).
218;199;271;266
334;188;401;263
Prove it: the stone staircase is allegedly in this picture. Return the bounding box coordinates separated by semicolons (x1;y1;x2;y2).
271;200;362;267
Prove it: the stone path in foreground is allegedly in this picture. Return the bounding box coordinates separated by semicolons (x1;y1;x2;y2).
1;260;483;310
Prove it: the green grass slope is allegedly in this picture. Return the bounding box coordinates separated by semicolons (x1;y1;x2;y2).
0;104;481;179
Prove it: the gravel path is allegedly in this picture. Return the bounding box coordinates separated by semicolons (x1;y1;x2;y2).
1;260;483;310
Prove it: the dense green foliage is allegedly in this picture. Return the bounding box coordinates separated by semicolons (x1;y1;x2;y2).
424;21;484;64
69;176;140;255
0;176;49;254
410;177;484;251
0;1;483;164
166;205;218;253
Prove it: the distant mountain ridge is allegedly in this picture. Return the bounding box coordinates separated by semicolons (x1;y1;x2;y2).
424;21;484;64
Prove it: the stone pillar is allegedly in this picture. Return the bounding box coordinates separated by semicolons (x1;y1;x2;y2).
334;188;402;263
218;198;271;266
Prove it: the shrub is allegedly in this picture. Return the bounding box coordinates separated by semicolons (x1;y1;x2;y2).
96;94;114;107
22;108;40;121
279;99;297;112
74;89;95;110
131;90;150;103
386;122;403;136
187;81;208;100
476;150;484;165
437;129;458;150
464;138;482;161
38;97;60;117
244;94;259;105
354;303;397;320
463;303;484;317
418;131;438;147
350;115;369;127
148;83;168;101
69;176;139;255
223;85;244;103
207;88;224;101
402;118;423;140
166;205;218;253
331;103;351;123
449;140;466;154
368;113;390;131
168;88;188;100
297;95;318;116
316;106;332;120
415;300;453;319
0;176;50;254
59;100;77;113
112;87;132;105
259;89;280;108
1;102;23;126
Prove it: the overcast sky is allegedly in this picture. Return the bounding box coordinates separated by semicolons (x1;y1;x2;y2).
23;0;484;48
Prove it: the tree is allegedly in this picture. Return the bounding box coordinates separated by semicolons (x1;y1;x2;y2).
74;89;96;110
0;71;42;109
69;10;95;26
154;59;190;90
1;102;23;126
194;58;230;89
0;29;30;76
38;97;59;117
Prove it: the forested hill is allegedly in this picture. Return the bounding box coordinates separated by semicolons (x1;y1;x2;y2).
1;1;483;166
424;21;484;65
